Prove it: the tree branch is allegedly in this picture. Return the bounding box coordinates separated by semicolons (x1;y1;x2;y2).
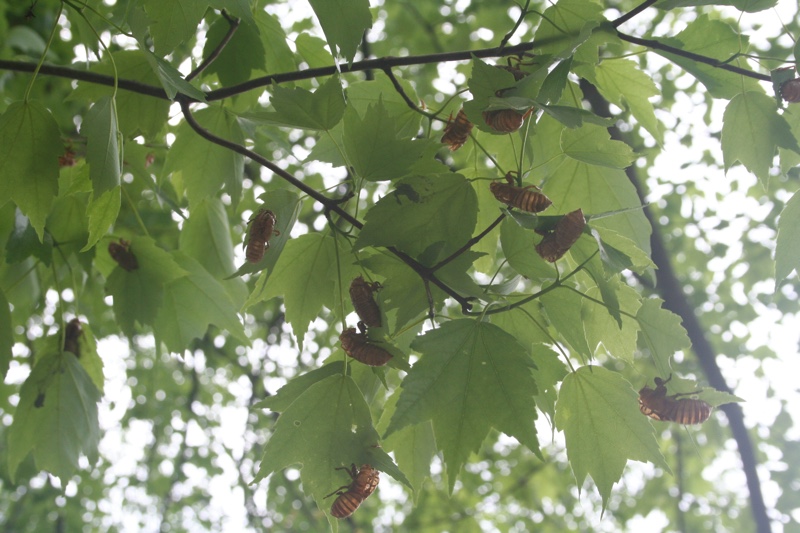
580;78;771;533
186;11;240;81
178;99;474;312
615;31;772;82
611;0;658;28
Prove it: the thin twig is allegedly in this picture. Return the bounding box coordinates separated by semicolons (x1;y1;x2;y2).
616;30;771;82
498;0;531;49
179;99;474;311
187;12;240;81
382;67;437;119
611;0;658;28
431;214;505;271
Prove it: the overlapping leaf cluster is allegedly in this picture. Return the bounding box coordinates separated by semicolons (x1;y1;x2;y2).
0;0;792;530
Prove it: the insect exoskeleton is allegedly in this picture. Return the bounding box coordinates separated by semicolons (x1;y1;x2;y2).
327;464;380;519
339;327;393;366
441;108;473;151
638;375;712;425
64;318;83;357
349;276;382;328
246;209;280;264
482;107;533;133
489;173;551;213
108;238;139;271
534;208;586;262
781;78;800;103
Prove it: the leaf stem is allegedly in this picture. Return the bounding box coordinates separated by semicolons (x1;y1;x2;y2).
23;2;63;102
122;186;150;237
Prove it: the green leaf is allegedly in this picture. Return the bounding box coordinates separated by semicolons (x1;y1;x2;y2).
69;321;104;393
83;96;122;196
256;11;297;73
541;154;651;257
377;389;437;497
203;18;265;86
8;351;101;484
255;233;336;347
489;300;554;349
154;252;248;352
144;51;207;102
722;91;800;184
347;75;423;138
776;189;800;287
538;104;615;128
0;289;11;380
561;124;635;168
656;15;761;99
541;287;593;360
530;344;569;424
555;366;669;508
142;0;208;56
71;51;170;139
254;374;407;518
385;319;540;491
635;298;691;375
307;0;372;63
179;197;238;279
296;33;332;68
576;59;663;144
355;174;478;258
105;236;188;336
207;0;253;21
262;75;345;130
584;284;641;362
6;209;53;265
343;101;427;181
534;0;604;60
256;362;345;411
501;218;557;280
82;187;121;252
657;0;777;12
164;106;244;206
0;101;62;241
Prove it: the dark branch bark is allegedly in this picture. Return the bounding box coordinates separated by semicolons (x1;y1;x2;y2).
187;12;240;81
178;99;474;311
580;78;771;533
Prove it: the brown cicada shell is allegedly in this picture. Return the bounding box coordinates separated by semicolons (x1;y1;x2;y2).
327;464;380;519
535;208;586;262
340;327;392;366
781;78;800;103
108;239;139;271
490;173;552;213
64;318;83;357
482;108;533;133
246;209;280;264
349;276;382;328
639;375;712;425
441;108;473;151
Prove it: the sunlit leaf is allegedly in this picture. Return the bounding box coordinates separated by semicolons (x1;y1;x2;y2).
8;351;101;484
385;319;540;491
555;366;669;508
0;101;62;241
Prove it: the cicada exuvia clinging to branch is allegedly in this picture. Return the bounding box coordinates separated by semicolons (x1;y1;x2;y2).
245;209;280;263
490;172;552;213
108;238;139;271
349;276;382;328
638;375;712;425
441;108;473;151
534;208;586;262
339;325;393;366
326;463;380;519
